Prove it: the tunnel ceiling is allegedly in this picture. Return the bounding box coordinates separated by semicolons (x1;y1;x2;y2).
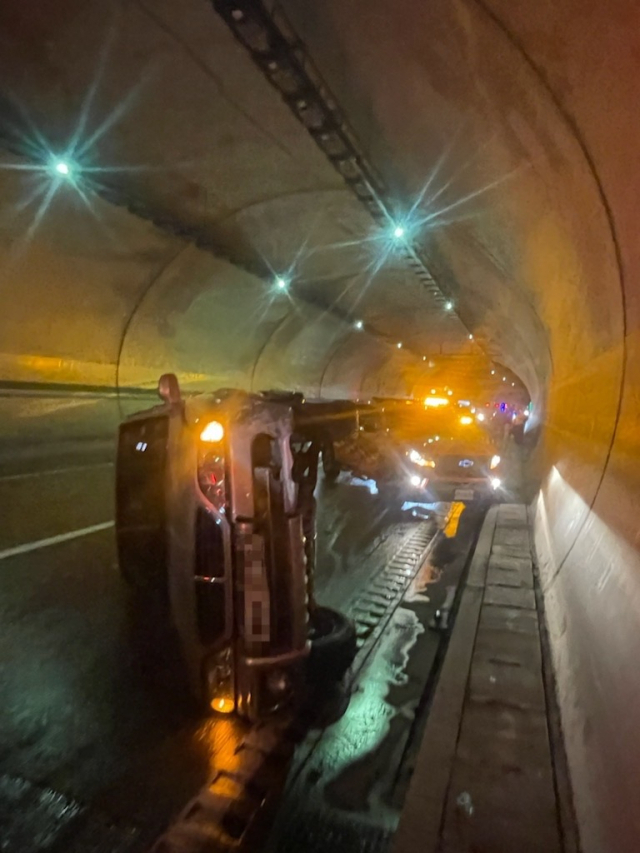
0;0;626;409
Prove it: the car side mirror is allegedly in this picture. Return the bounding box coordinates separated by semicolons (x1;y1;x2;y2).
158;373;181;404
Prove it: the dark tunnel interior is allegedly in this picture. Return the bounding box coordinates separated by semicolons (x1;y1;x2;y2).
0;2;639;852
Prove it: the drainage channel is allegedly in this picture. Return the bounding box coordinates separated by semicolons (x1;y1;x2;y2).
148;518;439;853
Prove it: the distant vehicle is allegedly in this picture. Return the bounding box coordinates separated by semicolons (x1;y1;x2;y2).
115;376;356;722
409;413;504;502
336;405;505;505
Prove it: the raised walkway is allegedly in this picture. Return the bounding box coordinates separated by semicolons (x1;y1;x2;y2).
393;503;578;853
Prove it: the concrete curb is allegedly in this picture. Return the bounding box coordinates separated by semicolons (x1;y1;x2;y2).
391;504;499;853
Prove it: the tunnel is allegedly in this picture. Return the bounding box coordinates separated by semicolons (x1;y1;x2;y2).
0;2;637;852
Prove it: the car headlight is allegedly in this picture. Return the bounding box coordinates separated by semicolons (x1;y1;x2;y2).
491;477;501;490
409;474;422;487
408;449;436;468
490;454;501;469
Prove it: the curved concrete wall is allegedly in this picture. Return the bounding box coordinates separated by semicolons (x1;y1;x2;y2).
279;1;636;850
0;153;408;448
1;1;640;849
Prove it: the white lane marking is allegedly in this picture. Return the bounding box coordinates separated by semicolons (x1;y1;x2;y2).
0;521;114;561
0;462;114;482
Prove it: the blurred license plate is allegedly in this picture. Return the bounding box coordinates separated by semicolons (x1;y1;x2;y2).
454;488;475;500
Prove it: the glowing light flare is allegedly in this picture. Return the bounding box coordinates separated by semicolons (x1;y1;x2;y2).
54;160;71;176
459;415;473;425
393;225;405;239
476;413;485;422
468;334;474;340
397;342;403;349
445;301;453;311
211;697;235;714
200;421;225;443
275;276;288;290
409;474;422;487
408;449;435;468
354;319;364;330
424;396;449;407
490;454;501;469
491;477;502;490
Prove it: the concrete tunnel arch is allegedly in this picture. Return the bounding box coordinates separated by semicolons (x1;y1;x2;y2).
275;4;635;848
1;0;640;850
0;153;411;446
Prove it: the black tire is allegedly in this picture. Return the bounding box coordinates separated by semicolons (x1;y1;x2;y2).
308;606;357;682
321;441;340;482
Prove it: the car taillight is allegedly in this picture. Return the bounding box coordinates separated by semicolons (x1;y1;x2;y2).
204;647;235;713
198;450;227;511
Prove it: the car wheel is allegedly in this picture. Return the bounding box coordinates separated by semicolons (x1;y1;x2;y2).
308;606;357;681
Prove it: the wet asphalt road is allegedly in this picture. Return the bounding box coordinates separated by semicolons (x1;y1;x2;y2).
0;444;489;853
262;496;486;853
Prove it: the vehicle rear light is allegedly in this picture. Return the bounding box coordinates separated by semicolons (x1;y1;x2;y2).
198;450;227;511
205;647;235;714
200;420;225;442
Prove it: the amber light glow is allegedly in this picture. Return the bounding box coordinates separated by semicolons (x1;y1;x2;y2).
200;420;225;442
460;415;473;425
424;396;450;407
211;696;235;714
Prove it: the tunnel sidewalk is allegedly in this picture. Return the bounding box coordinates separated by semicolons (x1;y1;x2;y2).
392;503;577;853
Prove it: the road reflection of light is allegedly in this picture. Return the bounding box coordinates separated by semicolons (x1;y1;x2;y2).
346;474;379;495
196;717;246;775
406;559;441;603
318;607;424;817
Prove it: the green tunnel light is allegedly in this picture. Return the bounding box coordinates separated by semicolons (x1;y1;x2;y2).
51;158;73;178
